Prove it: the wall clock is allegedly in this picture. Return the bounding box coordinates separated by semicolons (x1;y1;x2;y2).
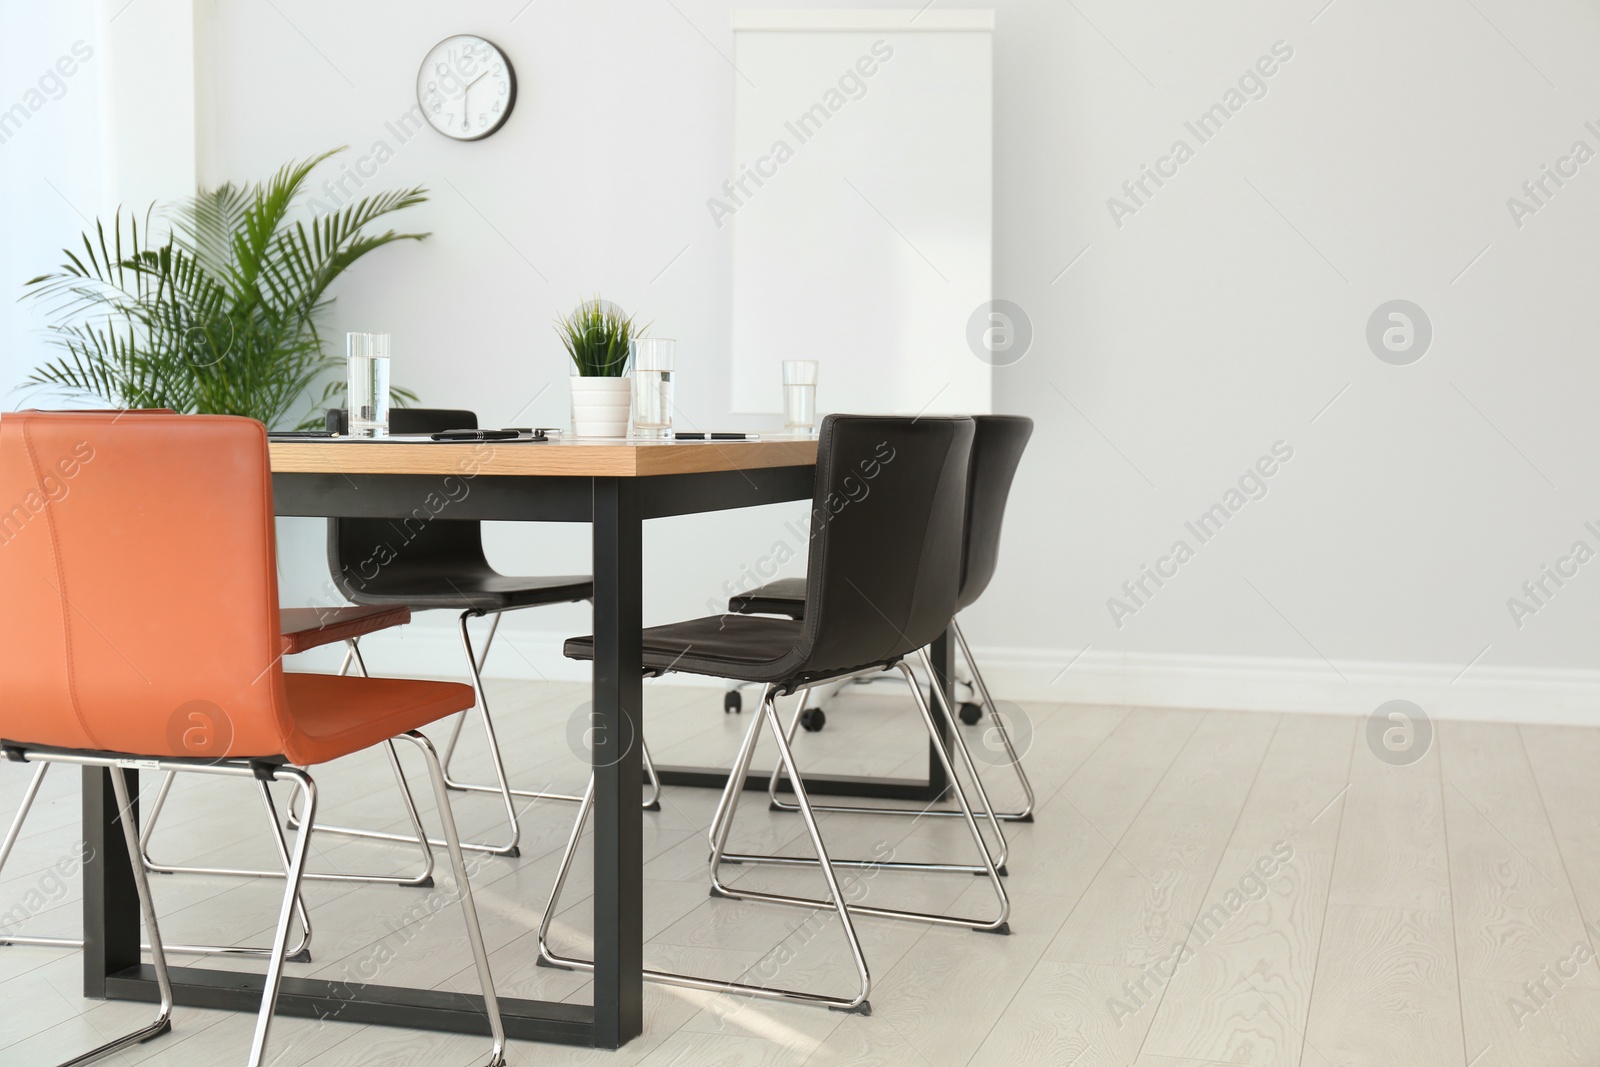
416;35;516;141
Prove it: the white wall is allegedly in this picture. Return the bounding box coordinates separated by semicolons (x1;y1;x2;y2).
9;0;1600;722
0;2;102;403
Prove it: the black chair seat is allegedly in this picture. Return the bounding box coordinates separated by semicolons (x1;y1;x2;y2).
345;569;592;613
565;615;813;683
726;577;806;619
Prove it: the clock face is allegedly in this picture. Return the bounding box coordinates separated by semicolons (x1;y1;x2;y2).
416;35;516;141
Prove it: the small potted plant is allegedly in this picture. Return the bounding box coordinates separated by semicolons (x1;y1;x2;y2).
556;297;643;437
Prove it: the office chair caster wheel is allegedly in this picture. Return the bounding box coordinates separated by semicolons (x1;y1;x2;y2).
724;690;741;714
800;708;826;732
958;702;983;726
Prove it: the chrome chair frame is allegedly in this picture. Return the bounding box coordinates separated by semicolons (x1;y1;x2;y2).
15;758;174;1067
766;621;1034;825
951;617;1036;819
10;734;507;1067
716;653;1012;924
537;684;873;1014
768;623;1035;831
1;760;314;963
535;656;1010;1014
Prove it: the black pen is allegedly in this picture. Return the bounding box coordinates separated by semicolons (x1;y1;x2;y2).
431;429;522;442
674;432;758;440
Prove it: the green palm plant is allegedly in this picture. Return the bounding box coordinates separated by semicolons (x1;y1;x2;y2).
555;296;646;376
22;148;426;429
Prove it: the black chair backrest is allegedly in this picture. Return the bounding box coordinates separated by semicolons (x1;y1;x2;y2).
324;408;490;599
956;415;1034;613
795;415;974;678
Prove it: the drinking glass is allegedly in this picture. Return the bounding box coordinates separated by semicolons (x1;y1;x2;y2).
783;360;818;434
632;338;675;439
347;332;391;438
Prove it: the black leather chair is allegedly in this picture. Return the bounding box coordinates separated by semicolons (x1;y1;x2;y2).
535;415;1007;1015
316;407;660;859
730;415;1036;823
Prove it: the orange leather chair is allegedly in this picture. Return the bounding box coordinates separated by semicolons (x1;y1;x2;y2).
1;418;426;961
0;412;505;1067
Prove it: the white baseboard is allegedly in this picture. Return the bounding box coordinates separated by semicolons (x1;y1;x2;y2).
973;646;1600;726
288;621;1600;726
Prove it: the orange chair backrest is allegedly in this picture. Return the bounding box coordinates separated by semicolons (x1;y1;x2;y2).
0;412;294;759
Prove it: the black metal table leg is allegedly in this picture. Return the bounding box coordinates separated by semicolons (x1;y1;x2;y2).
83;766;139;999
589;477;645;1049
925;627;954;801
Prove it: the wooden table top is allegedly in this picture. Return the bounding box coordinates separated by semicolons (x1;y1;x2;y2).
268;435;820;478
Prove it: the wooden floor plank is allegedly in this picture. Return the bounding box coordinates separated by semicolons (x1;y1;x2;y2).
1138;849;1333;1066
1440;722;1598;990
1299;904;1463;1066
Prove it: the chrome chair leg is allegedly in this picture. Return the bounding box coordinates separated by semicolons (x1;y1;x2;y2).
344;639;442;881
765;688;811;811
439;610;665;813
58;766;177;1067
704;681;772;854
914;648;1012;872
396;731;507;1066
0;762;79;949
952;618;1036;821
247;766;320;1067
539;685;872;1014
439;611;502;775
439;611;520;855
712;663;1010;933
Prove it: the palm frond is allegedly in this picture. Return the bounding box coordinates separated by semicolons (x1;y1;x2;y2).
18;149;427;428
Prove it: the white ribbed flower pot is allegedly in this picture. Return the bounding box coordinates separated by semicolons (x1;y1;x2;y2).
570;375;632;438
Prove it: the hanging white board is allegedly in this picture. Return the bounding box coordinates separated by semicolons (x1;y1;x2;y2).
729;10;994;417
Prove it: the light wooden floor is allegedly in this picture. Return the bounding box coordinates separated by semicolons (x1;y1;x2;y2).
3;679;1598;1066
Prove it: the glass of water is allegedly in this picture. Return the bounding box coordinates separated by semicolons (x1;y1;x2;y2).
783;360;818;434
631;338;675;439
347;332;391;438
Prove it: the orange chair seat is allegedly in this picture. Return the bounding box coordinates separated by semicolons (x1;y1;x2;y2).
280;674;474;767
279;606;412;655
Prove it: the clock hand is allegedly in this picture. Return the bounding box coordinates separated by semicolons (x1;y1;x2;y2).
461;71;488;131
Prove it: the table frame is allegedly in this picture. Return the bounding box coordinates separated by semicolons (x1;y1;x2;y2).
82;459;952;1049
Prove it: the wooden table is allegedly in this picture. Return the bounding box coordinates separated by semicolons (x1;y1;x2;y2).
84;436;952;1049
